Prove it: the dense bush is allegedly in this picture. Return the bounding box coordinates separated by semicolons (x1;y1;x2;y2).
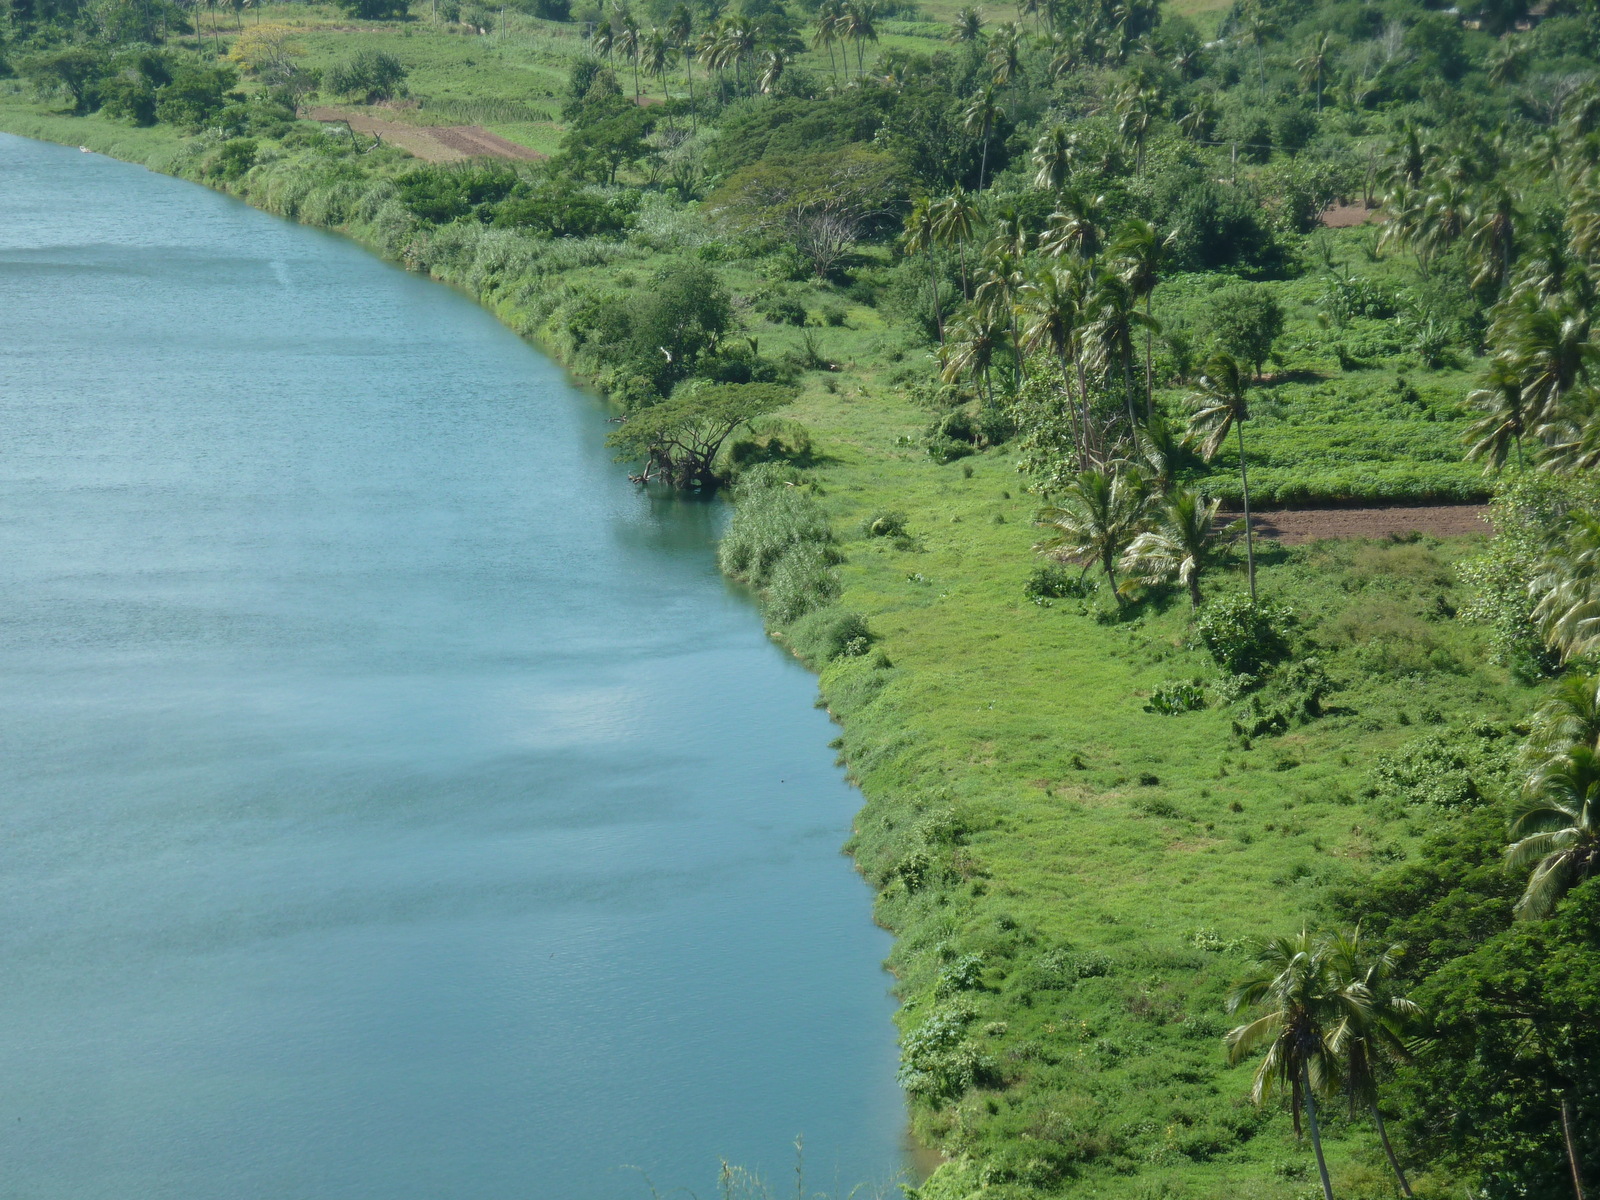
324;49;406;103
1193;596;1292;676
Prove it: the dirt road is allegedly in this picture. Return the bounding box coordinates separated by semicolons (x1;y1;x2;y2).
307;106;544;163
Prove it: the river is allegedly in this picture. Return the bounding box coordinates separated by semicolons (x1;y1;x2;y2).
0;132;905;1199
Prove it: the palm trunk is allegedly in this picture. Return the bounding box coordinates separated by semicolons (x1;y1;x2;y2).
1370;1103;1413;1199
1237;418;1256;601
1563;1096;1587;1200
1188;575;1201;609
1103;550;1120;605
1060;352;1085;468
685;57;695;130
1304;1067;1335;1200
1143;294;1154;420
978;121;991;189
928;251;943;345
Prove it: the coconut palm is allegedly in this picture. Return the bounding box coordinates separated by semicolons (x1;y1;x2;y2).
1114;82;1156;175
1032;123;1075;191
1132;412;1183;496
1533;510;1600;660
616;14;643;97
590;19;614;61
1120;487;1225;607
948;4;983;44
1020;261;1094;463
1240;3;1277;100
1177;90;1218;141
1465;356;1530;470
1322;929;1419;1199
668;4;695;121
1296;32;1331;111
931;188;981;299
1186;353;1257;599
1529;671;1600;757
642;29;675;98
903;198;944;344
940;309;1006;404
813;0;842;84
986;20;1025;87
758;46;787;93
1110;217;1168;418
1507;743;1600;919
842;0;878;76
1467;187;1517;295
962;85;1003;190
1039;193;1107;260
1084;268;1156;431
1045;29;1081;83
1035;468;1147;600
1226;931;1362;1200
974;251;1027;387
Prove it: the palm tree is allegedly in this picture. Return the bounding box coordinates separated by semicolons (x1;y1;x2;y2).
1240;4;1277;100
1110;217;1167;418
1114;83;1156;175
1133;412;1182;496
1084;268;1155;431
962;85;1002;190
617;14;642;98
1322;929;1419;1199
758;46;787;93
1295;32;1331;111
986;20;1024;87
1226;931;1361;1200
1507;743;1600;919
1020;261;1093;464
1465;356;1530;470
642;29;675;99
813;0;842;84
1186;353;1257;600
903;198;944;344
1528;671;1600;756
1035;469;1146;600
1177;90;1217;141
1039;193;1106;259
590;19;615;62
1120;488;1225;607
1467;187;1517;295
842;0;878;77
975;251;1027;388
940;309;1005;404
947;4;983;45
931;188;981;299
668;4;695;122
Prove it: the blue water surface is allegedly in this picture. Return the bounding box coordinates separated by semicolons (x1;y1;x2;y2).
0;132;905;1200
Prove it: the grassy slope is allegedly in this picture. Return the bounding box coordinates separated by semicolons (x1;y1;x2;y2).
0;11;1531;1194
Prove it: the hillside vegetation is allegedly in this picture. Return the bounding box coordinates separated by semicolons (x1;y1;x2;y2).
3;0;1600;1193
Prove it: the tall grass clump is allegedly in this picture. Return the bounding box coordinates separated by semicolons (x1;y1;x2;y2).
719;465;841;625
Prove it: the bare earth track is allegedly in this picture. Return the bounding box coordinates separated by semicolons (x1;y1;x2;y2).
306;106;543;162
1226;503;1490;545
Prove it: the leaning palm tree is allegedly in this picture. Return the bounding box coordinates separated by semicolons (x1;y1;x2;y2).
1507;743;1600;919
1186;353;1257;599
1226;931;1361;1200
757;46;787;93
1322;929;1419;1199
1120;487;1225;608
1035;469;1146;600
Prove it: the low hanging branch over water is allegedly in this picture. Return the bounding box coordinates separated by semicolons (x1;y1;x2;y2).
607;382;794;489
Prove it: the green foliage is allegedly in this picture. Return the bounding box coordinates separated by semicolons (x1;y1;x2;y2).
1370;724;1515;809
1023;562;1094;602
1147;678;1206;715
787;607;875;663
324;49;407;103
153;63;241;130
1193;596;1292;676
396;161;520;223
336;0;412;19
1206;284;1284;377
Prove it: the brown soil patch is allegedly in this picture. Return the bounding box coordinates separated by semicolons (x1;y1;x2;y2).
307;106;543;163
1319;202;1379;228
1220;504;1490;545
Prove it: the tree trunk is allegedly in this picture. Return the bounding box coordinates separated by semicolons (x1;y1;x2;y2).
1144;293;1154;421
1188;575;1201;609
1236;418;1256;601
978;122;990;190
1370;1103;1413;1199
685;57;695;131
1304;1066;1336;1200
1563;1096;1588;1200
1103;551;1121;605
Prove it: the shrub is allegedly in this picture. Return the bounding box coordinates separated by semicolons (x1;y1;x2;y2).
1024;563;1095;602
758;294;808;326
935;953;985;998
862;510;908;539
324;49;407;103
1193;596;1293;675
898;1004;987;1099
1147;679;1206;714
788;607;875;662
719;486;834;586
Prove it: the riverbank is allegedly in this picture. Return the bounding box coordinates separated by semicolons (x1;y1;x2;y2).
2;105;1536;1199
